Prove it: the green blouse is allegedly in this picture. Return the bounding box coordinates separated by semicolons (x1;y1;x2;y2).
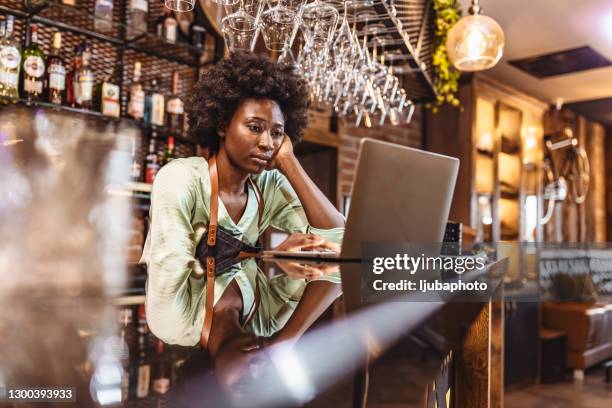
139;157;344;346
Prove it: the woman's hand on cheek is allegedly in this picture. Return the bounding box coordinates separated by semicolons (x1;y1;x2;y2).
267;134;294;171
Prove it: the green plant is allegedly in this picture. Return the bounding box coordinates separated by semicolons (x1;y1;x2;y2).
429;0;462;112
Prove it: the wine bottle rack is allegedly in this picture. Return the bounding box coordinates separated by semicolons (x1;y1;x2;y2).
0;0;220;66
0;0;223;181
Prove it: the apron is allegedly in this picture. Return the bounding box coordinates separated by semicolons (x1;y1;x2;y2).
197;155;264;349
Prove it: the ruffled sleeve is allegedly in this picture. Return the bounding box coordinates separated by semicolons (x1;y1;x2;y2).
139;160;205;346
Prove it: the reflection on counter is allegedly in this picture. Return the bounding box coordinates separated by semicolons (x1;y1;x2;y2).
116;304;198;404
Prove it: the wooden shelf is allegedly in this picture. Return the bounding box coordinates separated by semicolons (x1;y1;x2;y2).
125;181;152;193
113;294;145;306
501;135;521;154
0;1;209;67
500;190;519;200
500;182;520;199
106;181;152;198
2;99;198;145
476;148;494;158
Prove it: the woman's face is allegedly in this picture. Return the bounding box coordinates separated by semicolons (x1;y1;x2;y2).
221;98;285;174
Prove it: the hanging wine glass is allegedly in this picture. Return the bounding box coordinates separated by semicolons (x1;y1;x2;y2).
333;2;357;68
165;0;196;12
276;0;307;65
221;0;265;52
213;0;239;6
400;99;416;124
222;13;258;51
276;0;303;11
261;6;296;51
301;1;339;54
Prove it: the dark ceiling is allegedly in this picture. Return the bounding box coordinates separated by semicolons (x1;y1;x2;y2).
566;97;612;127
509;46;612;79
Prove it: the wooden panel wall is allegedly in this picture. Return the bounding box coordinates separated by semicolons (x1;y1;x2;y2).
587;120;607;242
424;83;475;227
607;131;612;240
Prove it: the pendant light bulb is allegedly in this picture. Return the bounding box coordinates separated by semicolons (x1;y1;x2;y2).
445;0;504;72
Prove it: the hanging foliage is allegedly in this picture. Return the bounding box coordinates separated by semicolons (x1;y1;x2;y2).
429;0;462;112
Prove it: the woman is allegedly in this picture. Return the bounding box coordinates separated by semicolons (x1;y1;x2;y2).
140;52;345;364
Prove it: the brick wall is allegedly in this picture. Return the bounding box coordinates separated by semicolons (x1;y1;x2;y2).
336;105;424;206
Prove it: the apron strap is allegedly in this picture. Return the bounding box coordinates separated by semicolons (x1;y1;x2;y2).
200;155;263;349
207;155;219;246
201;155;219;349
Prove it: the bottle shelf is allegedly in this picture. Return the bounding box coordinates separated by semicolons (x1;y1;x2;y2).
1;98;198;145
476;147;494;158
0;1;213;305
124;181;153;193
114;294;145;306
106;181;152;198
500;181;520;199
0;1;209;67
2;1;206;66
501;135;521;155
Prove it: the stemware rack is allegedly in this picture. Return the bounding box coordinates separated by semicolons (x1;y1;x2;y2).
203;0;438;103
353;0;437;102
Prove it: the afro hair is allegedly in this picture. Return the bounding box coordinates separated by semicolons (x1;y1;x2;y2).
186;52;310;152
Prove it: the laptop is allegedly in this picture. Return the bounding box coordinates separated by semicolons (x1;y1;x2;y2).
262;138;459;261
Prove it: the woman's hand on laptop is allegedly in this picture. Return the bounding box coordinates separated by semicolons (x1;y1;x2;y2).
273;260;340;280
274;233;340;253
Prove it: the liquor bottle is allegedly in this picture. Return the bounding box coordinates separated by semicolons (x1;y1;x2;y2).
191;25;206;50
163;136;175;166
98;76;120;117
46;32;65;105
76;42;95;109
144;78;164;127
135;333;151;399
24;0;48;12
183;111;190;135
137;304;149;337
144;134;159;184
128;0;148;38
166;71;184;131
117;307;133;361
127;61;145;120
130;135;142;182
117;307;133;402
163;10;178;44
156;13;165;37
66;44;82;107
21;24;46;104
94;0;114;34
152;340;170;395
0;15;22;104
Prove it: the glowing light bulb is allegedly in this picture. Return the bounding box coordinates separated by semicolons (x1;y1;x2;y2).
466;26;487;61
525;135;537;150
446;13;504;71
